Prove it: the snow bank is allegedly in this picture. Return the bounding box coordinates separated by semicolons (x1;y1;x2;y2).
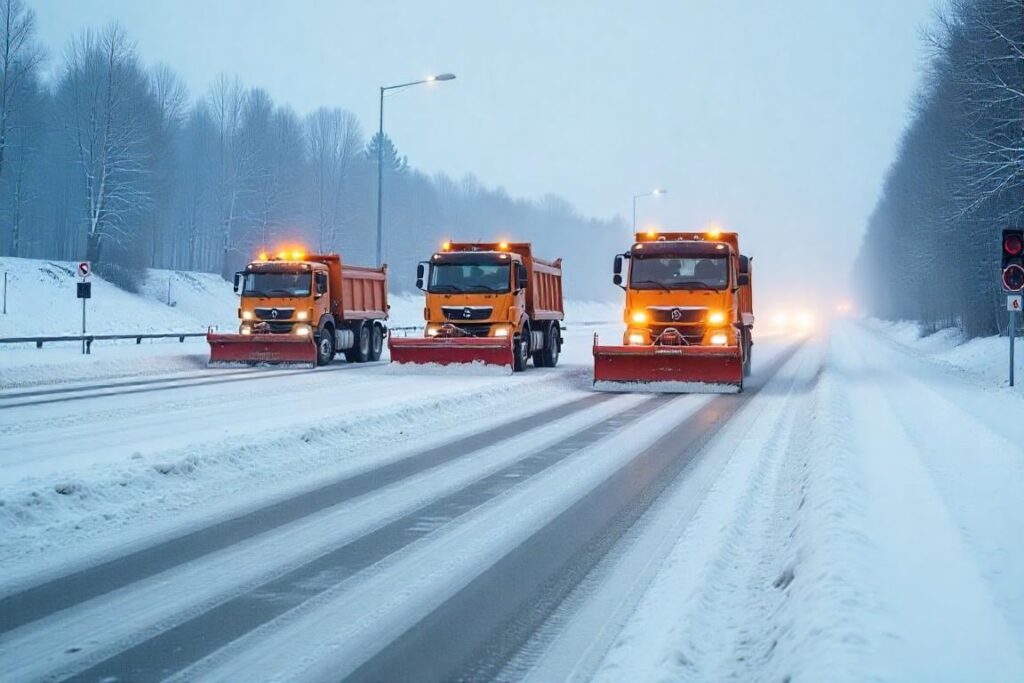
0;257;237;338
867;319;1023;390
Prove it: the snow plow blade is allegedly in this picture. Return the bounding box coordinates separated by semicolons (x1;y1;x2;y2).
207;333;317;367
593;341;743;393
389;336;514;369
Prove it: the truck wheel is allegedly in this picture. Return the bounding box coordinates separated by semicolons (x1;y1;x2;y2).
513;332;530;372
316;326;336;366
538;324;560;368
345;323;371;363
531;324;547;367
370;324;384;362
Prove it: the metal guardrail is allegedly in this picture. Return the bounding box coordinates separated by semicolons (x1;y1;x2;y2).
0;332;208;353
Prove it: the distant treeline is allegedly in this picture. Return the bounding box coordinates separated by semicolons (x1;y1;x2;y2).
854;0;1023;337
0;2;624;298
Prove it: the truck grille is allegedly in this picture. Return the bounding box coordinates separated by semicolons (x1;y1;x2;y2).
647;307;706;324
441;306;493;322
651;324;705;345
254;307;295;321
437;323;493;337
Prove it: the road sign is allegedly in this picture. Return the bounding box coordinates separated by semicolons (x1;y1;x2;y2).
77;282;92;299
1010;294;1022;312
78;261;91;279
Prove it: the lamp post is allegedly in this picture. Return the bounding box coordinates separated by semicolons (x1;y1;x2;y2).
632;188;666;235
376;73;456;267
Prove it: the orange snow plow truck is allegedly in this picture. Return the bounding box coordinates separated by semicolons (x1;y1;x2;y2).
389;241;564;371
208;250;388;367
593;230;754;392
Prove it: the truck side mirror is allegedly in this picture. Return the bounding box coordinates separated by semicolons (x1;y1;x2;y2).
613;255;625;288
737;273;750;286
739;255;750;274
516;264;529;291
233;272;244;294
415;263;425;291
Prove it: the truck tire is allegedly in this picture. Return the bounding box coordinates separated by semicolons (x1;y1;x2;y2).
370;324;384;362
513;330;530;372
536;323;560;368
316;325;336;366
345;323;371;363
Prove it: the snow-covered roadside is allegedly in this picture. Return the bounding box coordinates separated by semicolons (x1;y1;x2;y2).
867;318;1023;391
588;321;1024;681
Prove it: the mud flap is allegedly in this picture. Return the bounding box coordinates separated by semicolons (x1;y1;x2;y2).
388;336;515;369
207;333;317;367
593;337;743;393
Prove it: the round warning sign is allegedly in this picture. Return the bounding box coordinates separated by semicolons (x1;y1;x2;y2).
78;261;91;278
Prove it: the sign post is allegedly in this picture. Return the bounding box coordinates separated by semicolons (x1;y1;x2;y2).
78;262;91;354
1010;295;1021;388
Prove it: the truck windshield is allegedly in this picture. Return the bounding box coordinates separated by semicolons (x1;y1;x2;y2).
242;272;311;297
428;264;511;293
630;256;729;290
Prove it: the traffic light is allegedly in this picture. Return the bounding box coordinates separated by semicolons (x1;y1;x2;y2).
1003;228;1024;292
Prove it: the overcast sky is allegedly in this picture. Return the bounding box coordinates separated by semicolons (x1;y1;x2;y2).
34;0;940;306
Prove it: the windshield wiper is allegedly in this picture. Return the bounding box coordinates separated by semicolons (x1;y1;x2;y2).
467;285;505;292
670;281;715;290
429;284;465;293
243;290;269;297
632;279;672;293
267;289;306;296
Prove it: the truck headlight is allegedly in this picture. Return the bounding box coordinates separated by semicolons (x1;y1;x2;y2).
628;333;646;345
710;333;728;345
295;324;312;337
707;311;726;326
427;326;440;337
630;310;647;324
296;310;308;321
240;325;252;335
494;326;510;337
242;311;254;321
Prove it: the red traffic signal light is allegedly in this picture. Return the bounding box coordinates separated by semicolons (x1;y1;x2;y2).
1003;228;1024;292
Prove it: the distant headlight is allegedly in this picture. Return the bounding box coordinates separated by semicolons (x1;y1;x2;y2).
628;333;646;345
240;325;252;335
294;324;312;337
631;310;647;324
707;311;726;326
494;326;510;337
710;333;728;346
242;311;254;321
427;326;440;337
296;310;309;321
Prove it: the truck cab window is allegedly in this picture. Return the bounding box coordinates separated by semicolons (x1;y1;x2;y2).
242;272;312;298
630;255;728;290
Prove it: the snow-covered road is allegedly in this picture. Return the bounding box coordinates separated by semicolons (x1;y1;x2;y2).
1;321;1022;682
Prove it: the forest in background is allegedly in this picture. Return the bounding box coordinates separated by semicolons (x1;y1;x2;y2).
854;0;1023;337
0;1;625;298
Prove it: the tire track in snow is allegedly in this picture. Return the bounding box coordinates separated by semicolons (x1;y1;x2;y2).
0;361;369;408
341;341;807;683
55;396;668;683
0;393;612;634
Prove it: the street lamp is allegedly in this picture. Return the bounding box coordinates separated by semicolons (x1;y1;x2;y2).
376;73;456;267
632;188;666;235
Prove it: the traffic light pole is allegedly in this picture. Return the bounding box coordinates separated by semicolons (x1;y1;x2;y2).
1007;309;1015;389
